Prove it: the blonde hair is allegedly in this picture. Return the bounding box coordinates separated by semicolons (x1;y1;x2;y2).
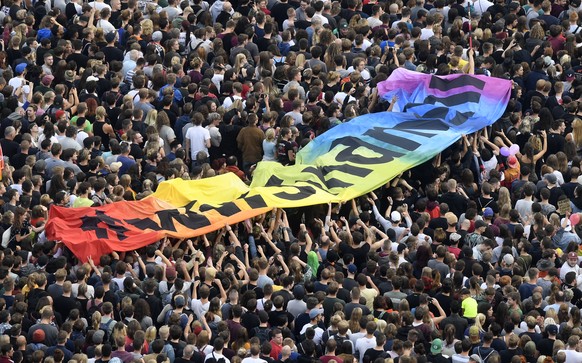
141;19;154;36
265;128;276;141
573;119;582;148
95;106;107;121
144;109;158;127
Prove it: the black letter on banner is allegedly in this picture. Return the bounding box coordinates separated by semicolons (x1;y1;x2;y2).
80;211;130;240
243;195;269;209
392;119;449;136
364;127;421;151
418;108;475;126
330;137;403;164
424;92;481;107
264;175;322;201
128;209;211;232
429;75;486;91
274;186;317;201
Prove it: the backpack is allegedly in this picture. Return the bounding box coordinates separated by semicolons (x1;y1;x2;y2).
160;281;175;305
465;232;484;249
99;318;114;342
205;351;226;363
300;324;318;342
87;298;103;317
253;327;271;344
476;347;495;363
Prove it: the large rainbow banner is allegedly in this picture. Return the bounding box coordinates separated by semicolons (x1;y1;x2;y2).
45;69;512;260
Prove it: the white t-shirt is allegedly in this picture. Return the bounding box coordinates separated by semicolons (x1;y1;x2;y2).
185;125;211;160
355;336;376;363
87;1;111;11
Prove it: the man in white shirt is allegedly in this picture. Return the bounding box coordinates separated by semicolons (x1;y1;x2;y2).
204;338;231;363
222;82;244;109
558;335;582;363
184;113;211;163
87;0;111;11
560;252;582;289
355;321;377;363
241;345;267;363
299;308;325;345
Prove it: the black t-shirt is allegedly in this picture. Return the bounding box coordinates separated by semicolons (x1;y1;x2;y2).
1;138;19;158
276;140;293;165
363;348;387;363
102;46;124;64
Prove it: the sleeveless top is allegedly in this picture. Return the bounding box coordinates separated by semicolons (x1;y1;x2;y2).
93;120;111;151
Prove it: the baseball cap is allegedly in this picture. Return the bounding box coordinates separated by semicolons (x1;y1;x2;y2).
475;220;488;229
503;254;514;266
483;207;494;218
566;69;575;79
391;211;401;223
339;19;348;29
293;285;305;299
568;252;578;260
152;31;163;41
105;31;116;43
55;110;66;120
545;173;558;185
309;308;324;319
41;74;54;86
33;329;45;343
86;75;99;82
431;339;443;354
469;354;482;363
563;218;573;232
93;329;105;344
347;264;357;274
110;161;122;173
175;295;186;307
445;212;458;225
507;155;519;169
15;63;27;74
397;243;408;253
450;232;462;242
546;324;558;335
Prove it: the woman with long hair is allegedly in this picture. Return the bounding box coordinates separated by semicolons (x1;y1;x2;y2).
571;118;582;155
37;121;58;145
155;111;175;156
348;307;363;333
134;298;153;330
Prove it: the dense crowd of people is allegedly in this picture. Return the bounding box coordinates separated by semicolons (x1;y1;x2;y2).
4;0;582;363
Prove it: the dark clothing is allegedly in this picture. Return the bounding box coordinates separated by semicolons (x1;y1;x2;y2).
438;192;468;217
440;314;468;341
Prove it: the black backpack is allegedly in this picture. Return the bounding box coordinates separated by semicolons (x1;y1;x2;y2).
99;318;114;342
252;327;271;344
87;299;103;317
205;352;226;363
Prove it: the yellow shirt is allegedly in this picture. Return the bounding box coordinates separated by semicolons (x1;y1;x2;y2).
462;297;478;318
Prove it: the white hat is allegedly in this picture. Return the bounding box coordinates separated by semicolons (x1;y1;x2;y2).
503;254;514;266
391;211;401;223
110;161;122;173
562;217;572;232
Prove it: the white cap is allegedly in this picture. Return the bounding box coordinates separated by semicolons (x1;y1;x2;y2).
391;211;401;223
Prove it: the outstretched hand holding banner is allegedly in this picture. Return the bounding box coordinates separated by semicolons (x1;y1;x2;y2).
45;69;512;261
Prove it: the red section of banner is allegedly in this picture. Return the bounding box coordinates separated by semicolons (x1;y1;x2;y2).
45;197;271;261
